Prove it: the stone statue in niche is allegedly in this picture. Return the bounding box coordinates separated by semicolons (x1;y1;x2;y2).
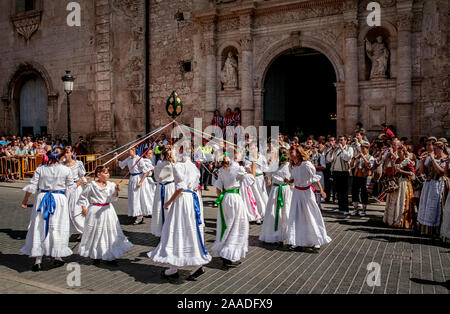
221;52;238;90
365;36;390;79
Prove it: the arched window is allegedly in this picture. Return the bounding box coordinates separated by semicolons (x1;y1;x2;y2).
15;0;36;13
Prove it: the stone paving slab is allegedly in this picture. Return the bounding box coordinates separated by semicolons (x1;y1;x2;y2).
0;181;448;294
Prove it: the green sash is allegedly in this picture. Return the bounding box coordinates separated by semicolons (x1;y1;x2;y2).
256;174;263;177
214;189;240;241
273;184;289;231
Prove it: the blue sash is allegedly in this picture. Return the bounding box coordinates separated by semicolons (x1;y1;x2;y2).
183;190;208;256
37;190;65;238
160;181;174;224
130;172;143;176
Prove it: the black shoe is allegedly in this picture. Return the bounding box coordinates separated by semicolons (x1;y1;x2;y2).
186;267;205;281
32;264;41;272
222;258;241;267
53;260;65;268
161;270;179;279
305;247;320;254
106;260;118;267
203;187;209;191
133;217;144;225
93;259;101;265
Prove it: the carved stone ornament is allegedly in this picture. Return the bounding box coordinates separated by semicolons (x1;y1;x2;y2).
240;35;252;51
344;20;358;38
11;11;41;42
397;12;414;31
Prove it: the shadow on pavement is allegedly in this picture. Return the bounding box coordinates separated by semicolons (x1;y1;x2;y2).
0;229;27;240
410;278;450;290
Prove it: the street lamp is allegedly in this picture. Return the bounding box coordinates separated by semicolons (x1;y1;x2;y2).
61;70;75;145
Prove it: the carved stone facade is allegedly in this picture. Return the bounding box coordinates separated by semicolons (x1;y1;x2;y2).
0;0;449;150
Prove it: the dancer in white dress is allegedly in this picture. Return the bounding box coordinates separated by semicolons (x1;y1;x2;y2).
151;148;176;237
286;146;331;253
148;154;211;280
233;150;261;224
212;155;249;267
251;148;269;209
78;166;133;265
63;146;87;235
137;150;155;217
260;150;292;244
441;157;450;243
116;147;147;225
20;149;74;271
243;150;267;223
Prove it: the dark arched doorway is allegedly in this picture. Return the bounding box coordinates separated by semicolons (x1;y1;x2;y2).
263;47;337;140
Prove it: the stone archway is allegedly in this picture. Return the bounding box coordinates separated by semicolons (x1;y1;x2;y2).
253;35;345;134
2;62;58;135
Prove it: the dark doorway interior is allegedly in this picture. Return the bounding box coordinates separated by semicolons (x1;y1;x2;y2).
263;47;337;140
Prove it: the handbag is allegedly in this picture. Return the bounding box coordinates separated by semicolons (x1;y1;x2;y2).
380;177;399;194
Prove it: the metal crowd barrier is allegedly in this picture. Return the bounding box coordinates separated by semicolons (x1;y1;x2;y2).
0;154;100;180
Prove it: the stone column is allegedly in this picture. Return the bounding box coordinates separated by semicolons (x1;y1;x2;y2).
395;1;414;139
240;33;254;127
92;1;115;153
343;19;360;135
203;20;217;120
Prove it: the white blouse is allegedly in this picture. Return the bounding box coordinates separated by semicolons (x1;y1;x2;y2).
154;160;174;183
77;181;118;207
118;156;145;174
270;163;291;185
173;160;200;191
23;164;75;194
67;160;87;183
141;158;155;174
290;161;322;188
249;154;269;175
214;162;246;191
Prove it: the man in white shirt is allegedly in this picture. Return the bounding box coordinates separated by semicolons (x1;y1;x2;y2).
326;135;354;215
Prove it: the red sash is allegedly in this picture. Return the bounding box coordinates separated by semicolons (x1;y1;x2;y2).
295;185;316;192
93;203;110;207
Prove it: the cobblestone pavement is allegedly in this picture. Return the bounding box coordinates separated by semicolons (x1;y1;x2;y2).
0;181;448;294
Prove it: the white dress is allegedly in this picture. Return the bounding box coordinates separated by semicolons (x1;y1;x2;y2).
148;160;212;267
260;163;292;243
253;154;269;207
118;156;146;217
212;162;249;262
21;164;75;258
77;181;133;260
239;173;262;222
140;158;155;216
66;160;87;234
286;161;332;247
244;159;267;219
441;192;450;241
418;157;446;228
150;160;176;237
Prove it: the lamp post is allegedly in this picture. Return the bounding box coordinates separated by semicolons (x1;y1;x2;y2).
61;70;75;145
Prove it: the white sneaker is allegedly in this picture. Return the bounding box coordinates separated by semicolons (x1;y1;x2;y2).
359;211;366;217
333;208;340;212
343;211;350;215
358;204;363;209
351;210;358;216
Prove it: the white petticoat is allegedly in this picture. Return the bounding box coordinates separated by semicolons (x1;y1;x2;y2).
127;174;145;217
259;184;292;243
211;193;249;262
150;182;176;237
78;203;133;260
148;191;212;267
286;188;331;247
67;184;85;234
21;193;73;258
140;176;155;216
240;174;262;222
